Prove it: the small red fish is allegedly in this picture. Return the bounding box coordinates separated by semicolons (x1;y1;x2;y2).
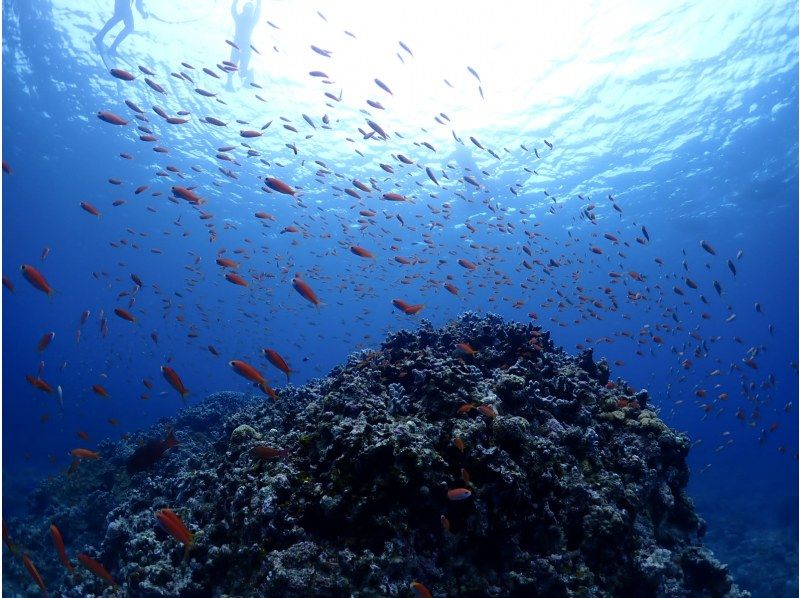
3;518;16;555
382;192;406;201
410;581;433;598
349;246;374;259
70;448;100;460
97;110;128;125
444;283;459;296
225;272;249;287
109;68;136;81
77;553;116;586
447;488;472;501
154;509;195;559
263;349;293;381
20;264;54;296
292;273;321;307
36;331;56;353
250;445;289;460
161;365;189;399
26;375;53;393
265;177;296;195
458;258;477;270
113;307;136;322
22;553;47;596
92;384;110;398
80;201;101;216
216;257;239;269
171;186;205;204
229;360;277;398
50;524;74;572
455;342;476;356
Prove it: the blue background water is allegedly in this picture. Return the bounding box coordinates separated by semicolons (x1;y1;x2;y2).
2;0;798;595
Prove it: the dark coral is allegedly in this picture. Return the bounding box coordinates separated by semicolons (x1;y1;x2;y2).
3;314;747;597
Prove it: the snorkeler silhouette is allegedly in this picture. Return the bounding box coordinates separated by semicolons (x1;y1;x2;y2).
94;0;148;55
227;0;262;89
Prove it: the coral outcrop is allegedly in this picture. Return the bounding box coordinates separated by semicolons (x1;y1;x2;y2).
3;314;746;596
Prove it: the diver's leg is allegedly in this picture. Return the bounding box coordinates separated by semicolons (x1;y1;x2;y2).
226;47;240;90
109;10;134;54
94;15;122;48
240;47;253;83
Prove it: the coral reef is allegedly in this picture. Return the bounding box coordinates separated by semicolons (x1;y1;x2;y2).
3;314;747;596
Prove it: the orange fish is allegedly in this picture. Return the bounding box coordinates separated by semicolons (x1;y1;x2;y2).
250;445;289;460
26;375;54;393
444;283;459;296
113;307;136;322
92;384;109;398
453;437;465;452
70;448;100;460
109;68;136;81
20;264;54;296
392;299;411;313
383;192;406;201
440;514;451;532
457;403;476;414
171;186;205;204
36;332;56;353
229;360;277;398
265;177;296;195
77;553;116;586
349;245;374;259
216;257;239;269
410;581;433;598
458;258;477;270
225;272;249;287
77;431;90;441
22;553;47;596
3;518;16;556
97;110;128;125
404;304;425;315
455;342;476;356
50;524;74;572
292;273;321;307
161;365;189;400
262;348;293;381
154;508;195;559
80;201;101;216
447;488;472;501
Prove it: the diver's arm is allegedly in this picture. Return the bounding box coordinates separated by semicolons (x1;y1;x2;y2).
136;0;148;18
255;0;263;19
231;0;239;18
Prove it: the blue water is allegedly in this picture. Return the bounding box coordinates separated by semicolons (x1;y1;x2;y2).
3;0;798;594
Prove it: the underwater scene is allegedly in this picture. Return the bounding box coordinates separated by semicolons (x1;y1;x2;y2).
1;0;798;596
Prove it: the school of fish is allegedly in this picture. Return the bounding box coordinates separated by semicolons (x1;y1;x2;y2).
2;7;794;595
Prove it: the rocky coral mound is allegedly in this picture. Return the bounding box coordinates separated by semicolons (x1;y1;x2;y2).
4;313;747;597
